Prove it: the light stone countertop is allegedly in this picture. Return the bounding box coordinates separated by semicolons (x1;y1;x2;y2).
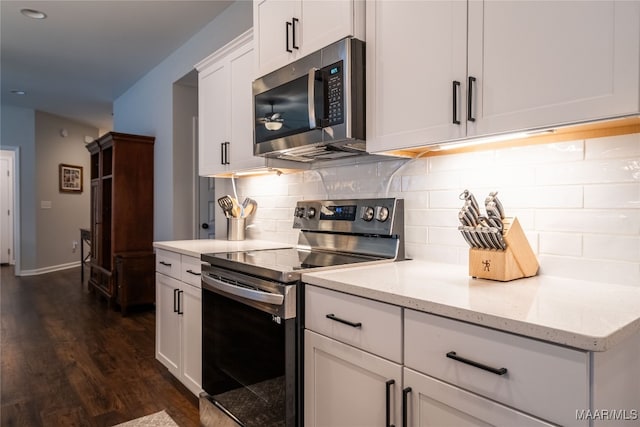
152;239;291;258
301;259;640;352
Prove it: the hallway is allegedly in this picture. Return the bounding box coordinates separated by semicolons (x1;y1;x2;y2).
0;265;199;426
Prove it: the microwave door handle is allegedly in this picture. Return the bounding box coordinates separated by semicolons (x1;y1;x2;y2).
308;67;318;129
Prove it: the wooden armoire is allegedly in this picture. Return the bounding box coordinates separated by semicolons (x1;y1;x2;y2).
86;132;155;314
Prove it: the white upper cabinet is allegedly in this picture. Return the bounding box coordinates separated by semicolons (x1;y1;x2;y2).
467;0;640;137
366;0;640;153
253;0;365;77
366;0;468;153
196;31;265;176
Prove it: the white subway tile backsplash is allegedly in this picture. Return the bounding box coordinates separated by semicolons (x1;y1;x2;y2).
536;158;640;186
539;232;583;257
538;255;640;287
234;132;640;286
584;235;640;262
585;133;640;160
584;183;640;209
495;141;584;164
535;209;640;235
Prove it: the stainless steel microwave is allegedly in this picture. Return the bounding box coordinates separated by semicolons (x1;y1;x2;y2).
253;37;365;162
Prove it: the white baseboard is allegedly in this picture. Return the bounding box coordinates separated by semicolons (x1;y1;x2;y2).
19;261;81;276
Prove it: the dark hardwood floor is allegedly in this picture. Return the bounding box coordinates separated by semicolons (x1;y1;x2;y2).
0;265;199;426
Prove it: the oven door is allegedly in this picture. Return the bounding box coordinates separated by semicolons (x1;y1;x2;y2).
201;268;298;427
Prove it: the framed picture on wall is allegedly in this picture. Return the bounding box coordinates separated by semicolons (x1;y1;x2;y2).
59;163;83;193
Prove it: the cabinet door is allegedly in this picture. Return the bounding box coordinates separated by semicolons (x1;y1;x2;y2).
299;1;360;58
467;1;640;137
254;0;299;77
403;368;554;427
180;282;202;396
228;43;264;172
304;330;402;427
198;59;229;176
366;0;468;153
155;272;180;376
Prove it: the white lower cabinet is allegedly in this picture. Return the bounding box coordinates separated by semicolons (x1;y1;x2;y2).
404;309;588;427
304;285;403;426
304;330;402;427
155;250;202;396
403;367;554;427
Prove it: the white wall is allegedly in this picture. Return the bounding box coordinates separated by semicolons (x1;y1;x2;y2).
230;132;640;287
113;0;252;241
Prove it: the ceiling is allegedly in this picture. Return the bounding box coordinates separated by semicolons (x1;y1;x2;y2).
1;0;234;131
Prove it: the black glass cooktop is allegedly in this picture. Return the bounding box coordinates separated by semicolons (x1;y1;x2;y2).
202;248;386;283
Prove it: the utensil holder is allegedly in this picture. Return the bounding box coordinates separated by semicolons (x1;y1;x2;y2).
227;218;246;241
468;217;538;281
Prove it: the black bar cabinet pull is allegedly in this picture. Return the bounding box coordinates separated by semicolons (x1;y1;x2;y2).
159;261;171;267
402;387;412;427
326;313;362;328
386;379;395;427
452;80;461;125
467;76;476;122
177;290;184;315
446;351;507;376
220;142;230;165
286;21;292;52
186;269;201;276
292;17;299;49
173;288;179;313
220;142;225;165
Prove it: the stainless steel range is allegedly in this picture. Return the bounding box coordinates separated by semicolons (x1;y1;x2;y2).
199;198;405;427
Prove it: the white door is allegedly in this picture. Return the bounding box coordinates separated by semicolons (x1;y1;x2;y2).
0;150;14;265
155;273;181;376
366;0;468;153
467;0;640;137
180;282;202;395
403;368;554;427
198;177;215;239
304;330;402;427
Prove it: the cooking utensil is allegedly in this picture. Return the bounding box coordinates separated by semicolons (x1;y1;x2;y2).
218;195;234;218
230;197;242;218
242;198;257;218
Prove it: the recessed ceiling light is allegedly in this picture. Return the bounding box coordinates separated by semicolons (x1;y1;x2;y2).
21;8;47;19
11;90;26;95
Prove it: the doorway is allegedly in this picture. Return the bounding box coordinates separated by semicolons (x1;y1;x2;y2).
173;70;215;239
0;149;16;266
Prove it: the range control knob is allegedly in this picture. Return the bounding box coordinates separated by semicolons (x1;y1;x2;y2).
295;207;306;218
361;206;375;222
306;207;316;219
375;206;390;222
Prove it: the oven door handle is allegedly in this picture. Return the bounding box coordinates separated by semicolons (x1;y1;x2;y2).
202;274;284;306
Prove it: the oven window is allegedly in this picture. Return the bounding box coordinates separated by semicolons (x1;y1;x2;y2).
202;288;287;426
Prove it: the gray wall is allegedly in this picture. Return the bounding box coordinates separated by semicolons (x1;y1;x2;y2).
0;105;36;271
0;105;98;273
113;0;252;241
34;111;96;272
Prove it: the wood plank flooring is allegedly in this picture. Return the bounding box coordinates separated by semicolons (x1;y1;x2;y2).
0;265;199;426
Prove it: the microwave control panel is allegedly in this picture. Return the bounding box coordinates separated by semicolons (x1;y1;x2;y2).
325;61;344;126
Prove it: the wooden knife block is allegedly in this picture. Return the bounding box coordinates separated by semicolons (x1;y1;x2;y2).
469;217;539;281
